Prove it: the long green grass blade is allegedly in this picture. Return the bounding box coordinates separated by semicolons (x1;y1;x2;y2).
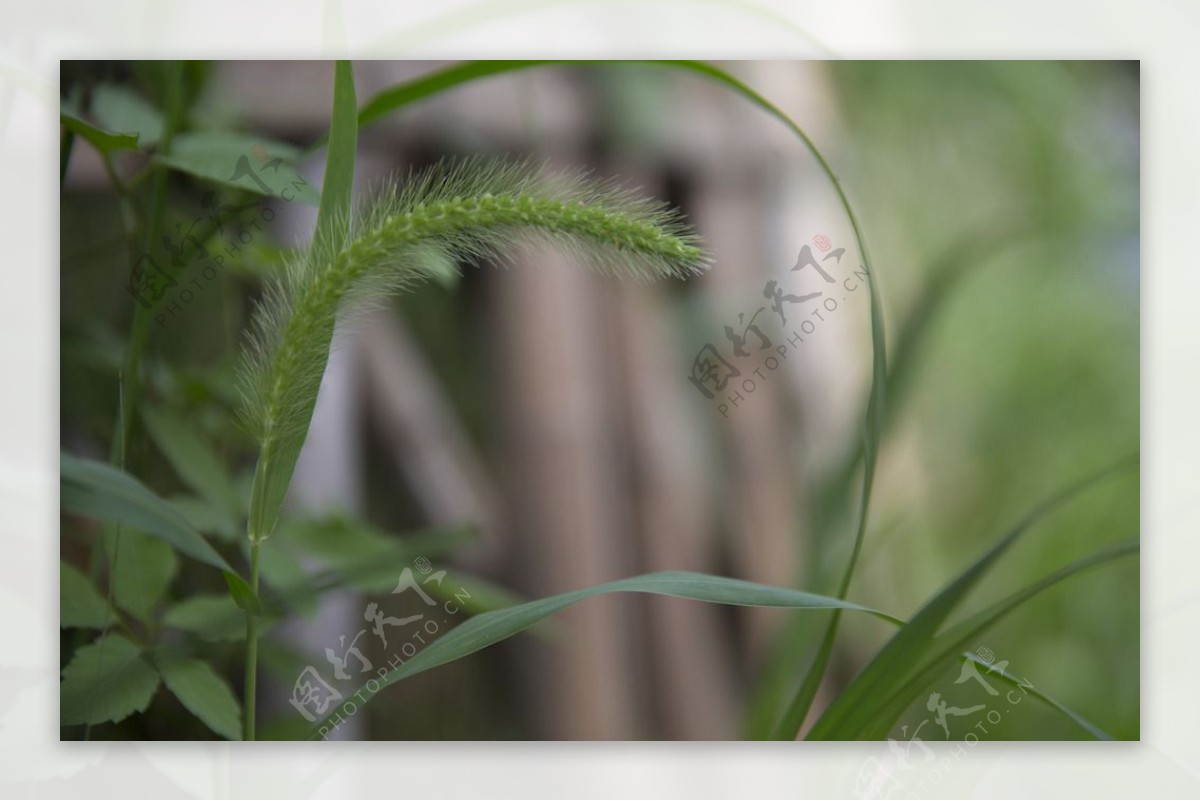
247;60;357;545
954;651;1115;741
313;60;358;255
854;540;1137;740
772;268;887;739
804;459;1137;740
304;571;902;738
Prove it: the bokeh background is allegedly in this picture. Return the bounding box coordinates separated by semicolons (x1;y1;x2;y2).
60;60;1139;741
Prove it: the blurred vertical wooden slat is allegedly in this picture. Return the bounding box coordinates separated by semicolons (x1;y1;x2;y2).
690;172;803;663
494;244;641;739
359;311;504;569
613;275;741;739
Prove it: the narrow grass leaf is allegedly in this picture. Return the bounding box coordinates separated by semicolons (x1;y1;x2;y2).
306;571;901;737
856;540;1137;740
61;453;251;600
772;269;888;740
313;60;357;256
247;60;357;544
956;651;1115;741
805;459;1137;740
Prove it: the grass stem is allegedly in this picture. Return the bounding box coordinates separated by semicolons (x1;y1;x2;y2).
242;541;261;741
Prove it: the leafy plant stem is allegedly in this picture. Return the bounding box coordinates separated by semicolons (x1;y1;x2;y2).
242;540;261;742
112;60;184;468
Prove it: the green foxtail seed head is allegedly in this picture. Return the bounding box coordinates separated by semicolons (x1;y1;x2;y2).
237;156;708;541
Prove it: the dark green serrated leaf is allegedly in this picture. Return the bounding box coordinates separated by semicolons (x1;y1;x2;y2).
60;635;159;726
60;562;114;629
155;653;242;740
104;527;178;622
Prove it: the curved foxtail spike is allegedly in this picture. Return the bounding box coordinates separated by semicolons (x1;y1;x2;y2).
236;156;708;541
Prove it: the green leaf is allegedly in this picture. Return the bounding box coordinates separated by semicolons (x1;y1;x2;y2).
168;494;239;541
60;635;159;726
61;453;252;601
59;111;139;155
246;61;358;544
90;84;164;147
428;570;528;618
305;571;902;737
155;653;242;740
225;571;261;615
955;651;1115;741
313;60;357;256
804;460;1137;740
771;268;888;739
255;540;316;615
357;61;552;128
60;562;114;629
162;595;246;642
154;132;320;204
142;407;242;517
104;527;178;622
281;517;474;593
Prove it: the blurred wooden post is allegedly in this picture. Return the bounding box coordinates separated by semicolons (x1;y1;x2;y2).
494;244;642;739
359;311;504;571
612;273;741;738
